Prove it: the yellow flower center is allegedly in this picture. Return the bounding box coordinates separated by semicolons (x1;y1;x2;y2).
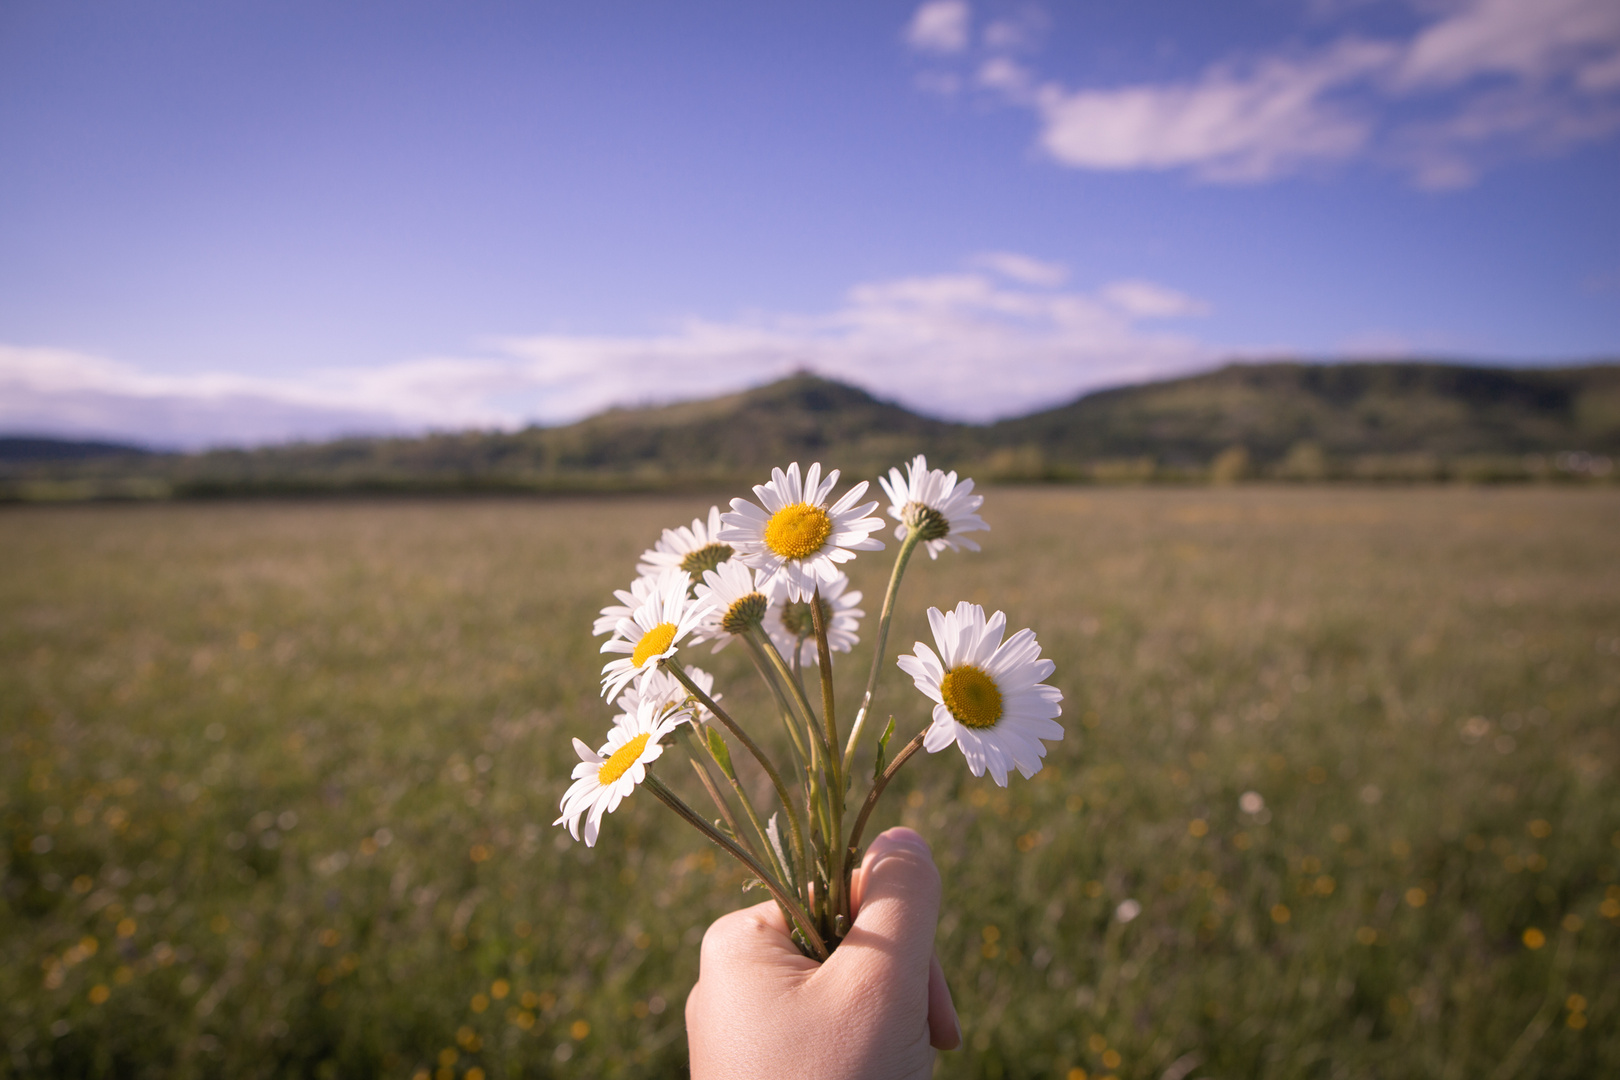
941;664;1003;729
764;503;832;560
631;622;678;668
597;733;650;785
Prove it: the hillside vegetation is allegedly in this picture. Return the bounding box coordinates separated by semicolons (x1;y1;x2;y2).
4;361;1617;499
993;361;1620;471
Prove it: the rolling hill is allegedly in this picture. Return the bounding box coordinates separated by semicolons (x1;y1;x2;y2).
992;361;1620;463
3;360;1616;499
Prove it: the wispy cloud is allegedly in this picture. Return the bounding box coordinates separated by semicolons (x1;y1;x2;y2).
910;0;1620;186
0;345;522;449
982;8;1047;54
904;0;972;55
1;258;1217;448
1101;280;1214;319
1035;41;1391;182
1395;0;1620;90
970;250;1069;286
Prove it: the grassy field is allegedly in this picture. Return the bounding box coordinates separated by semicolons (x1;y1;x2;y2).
2;486;1617;1079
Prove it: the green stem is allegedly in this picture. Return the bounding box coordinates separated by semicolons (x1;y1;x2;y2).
705;729;790;889
809;587;847;923
739;632;813;888
643;772;828;961
741;632;810;770
680;728;778;883
844;728;928;867
753;631;837;860
843;528;924;779
758;631;828;765
810;588;842;793
662;657;810;901
745;634;835;919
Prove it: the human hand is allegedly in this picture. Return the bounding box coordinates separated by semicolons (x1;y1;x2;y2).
685;826;961;1080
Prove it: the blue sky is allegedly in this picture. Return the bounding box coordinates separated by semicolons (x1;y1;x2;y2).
2;0;1617;447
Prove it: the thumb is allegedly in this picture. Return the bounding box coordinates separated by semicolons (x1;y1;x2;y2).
849;827;942;951
827;827;942;1023
851;828;960;1050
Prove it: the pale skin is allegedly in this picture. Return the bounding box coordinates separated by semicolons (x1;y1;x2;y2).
686;827;962;1080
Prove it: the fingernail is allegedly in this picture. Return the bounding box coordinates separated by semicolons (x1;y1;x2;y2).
871;826;929;856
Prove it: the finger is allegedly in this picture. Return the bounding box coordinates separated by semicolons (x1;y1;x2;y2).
686;899;817;1065
831;827;941;990
697;899;813;981
849;825;933;919
927;949;961;1050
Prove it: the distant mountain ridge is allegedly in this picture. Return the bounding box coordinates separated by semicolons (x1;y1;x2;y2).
4;360;1616;498
992;360;1620;462
0;435;153;462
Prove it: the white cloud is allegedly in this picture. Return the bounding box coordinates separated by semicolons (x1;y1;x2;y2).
983;9;1047;54
1101;280;1213;318
0;260;1219;448
1580;50;1620;92
1392;78;1620;187
977;56;1036;98
500;266;1215;424
0;345;521;449
971;250;1068;286
1396;0;1620;89
1035;42;1392;181
905;1;971;55
940;0;1620;186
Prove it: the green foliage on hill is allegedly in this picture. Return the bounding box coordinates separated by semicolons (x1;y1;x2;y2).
993;360;1620;464
0;437;154;463
3;361;1617;499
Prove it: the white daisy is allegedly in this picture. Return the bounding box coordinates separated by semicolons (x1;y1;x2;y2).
554;697;683;847
878;454;989;559
691;559;770;652
897;601;1063;786
599;571;714;701
763;570;864;667
613;664;719;726
719;462;885;602
636;506;736;583
592;569;679;637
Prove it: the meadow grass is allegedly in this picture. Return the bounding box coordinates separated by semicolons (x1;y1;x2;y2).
2;487;1617;1079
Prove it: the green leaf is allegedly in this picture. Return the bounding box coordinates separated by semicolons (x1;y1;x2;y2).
706;726;736;779
767;813;798;892
873;716;896;780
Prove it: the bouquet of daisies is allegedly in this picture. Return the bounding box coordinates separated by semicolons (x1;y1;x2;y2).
557;457;1064;959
